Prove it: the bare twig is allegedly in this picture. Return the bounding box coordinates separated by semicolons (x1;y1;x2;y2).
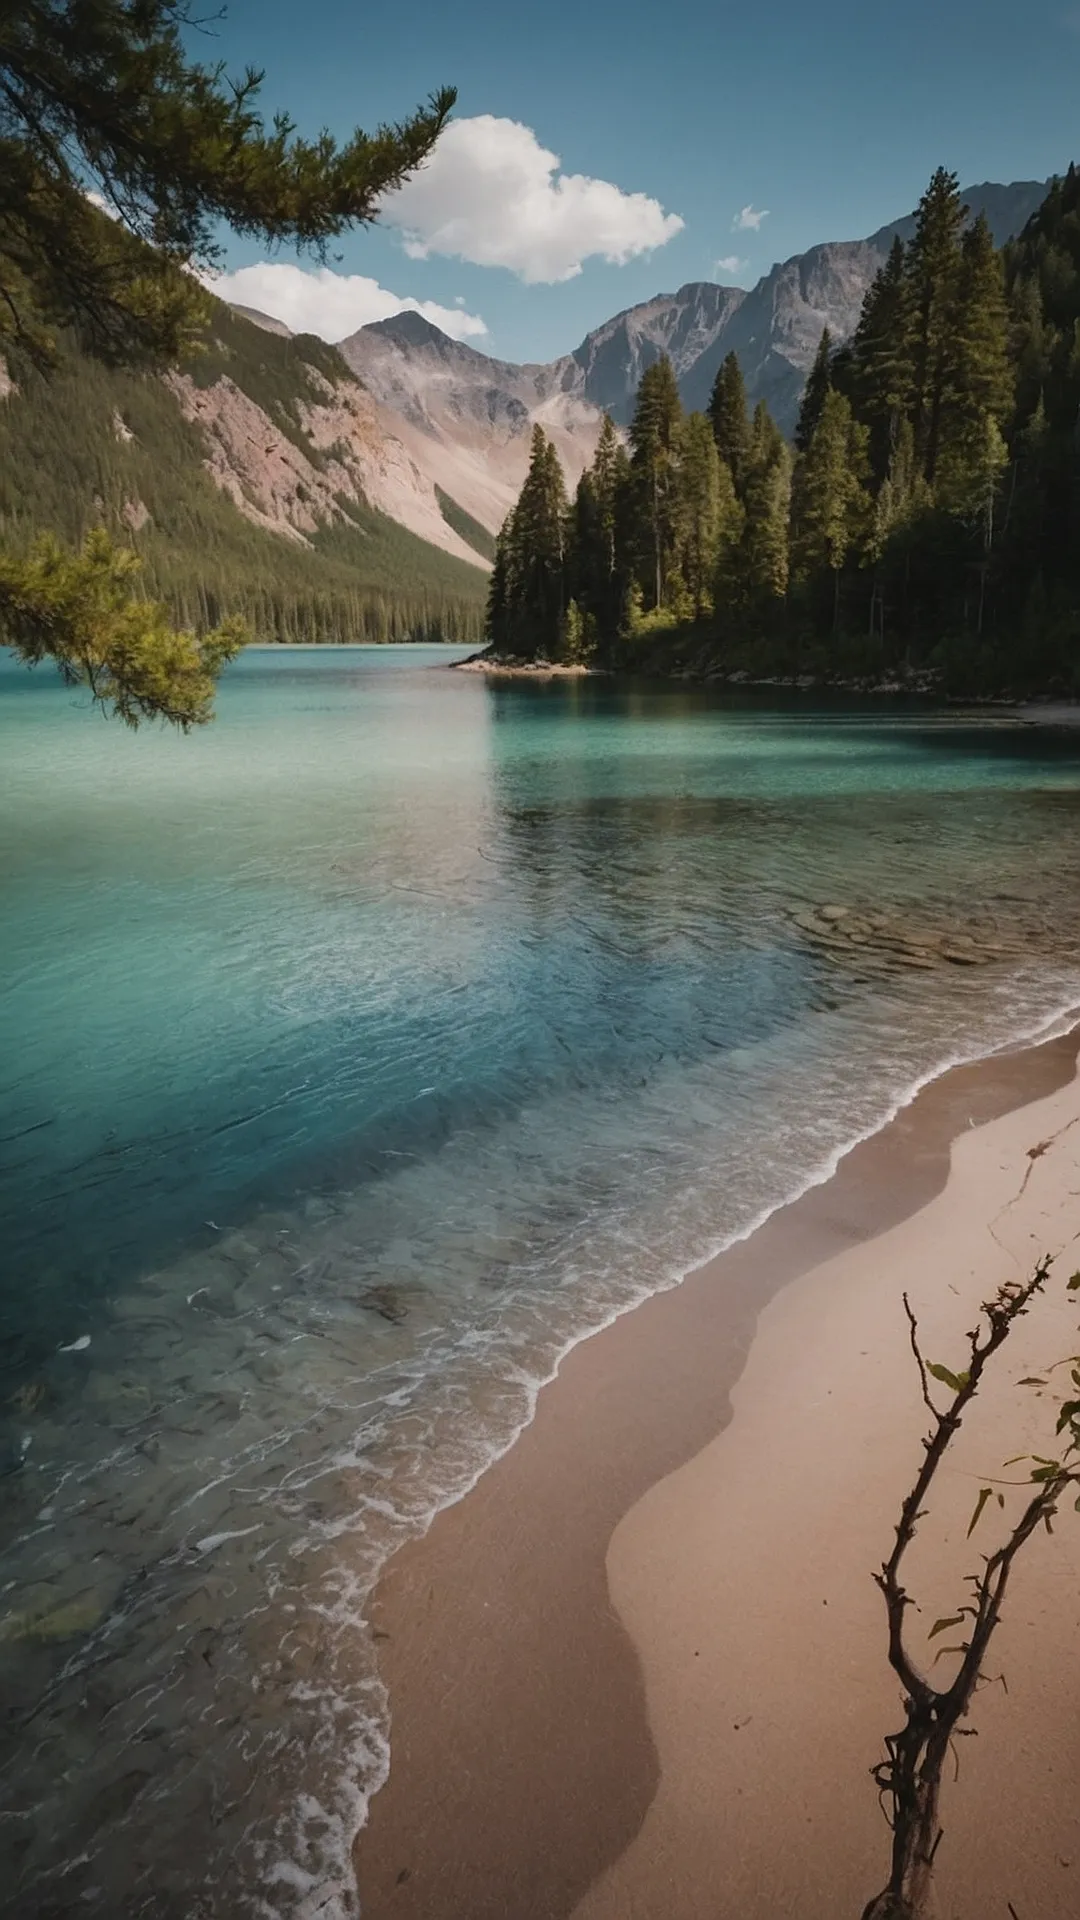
861;1257;1080;1920
903;1292;935;1420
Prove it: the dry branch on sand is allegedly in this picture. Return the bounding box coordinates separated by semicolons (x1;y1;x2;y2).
861;1257;1080;1919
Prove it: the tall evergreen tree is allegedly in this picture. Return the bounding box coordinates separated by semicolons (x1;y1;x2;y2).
566;416;635;650
523;426;569;652
485;517;514;653
489;426;568;658
905;167;967;483
711;456;746;617
676;412;723;619
795;328;834;454
868;419;920;561
790;389;871;624
740;405;792;608
935;214;1012;532
707;351;753;496
847;236;911;482
628;355;683;609
947;216;1012;423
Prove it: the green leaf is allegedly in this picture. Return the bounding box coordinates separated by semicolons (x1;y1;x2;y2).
1056;1400;1080;1434
932;1643;969;1665
1018;1377;1047;1387
928;1614;966;1639
1067;1273;1080;1291
967;1487;995;1537
928;1362;970;1394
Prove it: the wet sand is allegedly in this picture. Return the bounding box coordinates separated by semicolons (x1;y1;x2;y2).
354;1024;1080;1919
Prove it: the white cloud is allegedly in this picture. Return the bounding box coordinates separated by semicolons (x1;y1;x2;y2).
202;263;488;343
733;205;769;232
380;115;684;285
714;254;748;277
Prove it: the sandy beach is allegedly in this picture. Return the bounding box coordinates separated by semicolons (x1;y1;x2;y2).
354;1027;1080;1920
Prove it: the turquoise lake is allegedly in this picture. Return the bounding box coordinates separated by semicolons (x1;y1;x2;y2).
4;644;1080;1917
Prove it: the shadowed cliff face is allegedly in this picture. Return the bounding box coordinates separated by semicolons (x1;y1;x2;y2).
559;280;748;415
332;175;1052;533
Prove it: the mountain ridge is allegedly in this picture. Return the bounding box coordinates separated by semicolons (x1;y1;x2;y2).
335;174;1054;537
0;301;489;644
0;173;1056;650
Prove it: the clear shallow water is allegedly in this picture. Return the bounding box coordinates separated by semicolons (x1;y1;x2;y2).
4;648;1080;1915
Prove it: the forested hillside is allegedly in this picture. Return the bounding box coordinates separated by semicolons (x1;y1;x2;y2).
488;167;1080;694
0;304;488;645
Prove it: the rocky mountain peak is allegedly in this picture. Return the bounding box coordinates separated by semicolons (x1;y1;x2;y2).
295;171;1061;550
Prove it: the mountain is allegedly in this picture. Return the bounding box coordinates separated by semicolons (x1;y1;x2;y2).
0;303;489;643
553;281;747;416
676;176;1053;426
0;175;1055;645
337;176;1054;535
867;177;1051;252
336;313;608;539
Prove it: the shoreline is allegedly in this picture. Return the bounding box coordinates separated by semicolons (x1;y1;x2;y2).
352;1020;1080;1919
450;653;594;676
578;1045;1080;1920
446;649;1080;715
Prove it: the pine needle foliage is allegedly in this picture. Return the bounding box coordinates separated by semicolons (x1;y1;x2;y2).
0;0;458;722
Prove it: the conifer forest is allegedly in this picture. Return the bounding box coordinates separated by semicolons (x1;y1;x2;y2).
487;167;1080;694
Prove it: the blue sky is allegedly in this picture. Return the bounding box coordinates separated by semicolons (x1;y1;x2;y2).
201;0;1079;362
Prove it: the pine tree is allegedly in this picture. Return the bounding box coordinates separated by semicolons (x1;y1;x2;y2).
572;414;630;637
0;2;454;371
499;425;568;658
934;213;1013;516
905;167;967;483
740;406;792;609
628;355;683;610
676;413;723;619
610;438;637;631
847;237;911;482
1002;163;1080;634
869;419;920;559
562;597;596;663
707;352;753;496
485;518;514;653
711;456;746;616
795;328;833;454
0;0;456;724
591;415;622;569
790;389;871;625
750;399;786;471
